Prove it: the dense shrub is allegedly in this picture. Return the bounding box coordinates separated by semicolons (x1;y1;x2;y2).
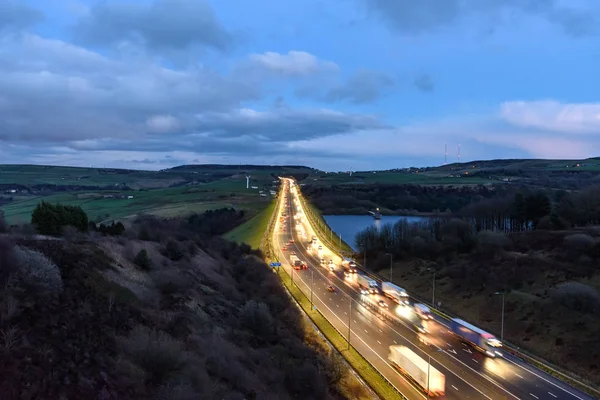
163;240;185;261
564;234;595;251
92;221;126;236
0;209;6;233
119;325;188;385
31;201;88;235
550;282;600;313
476;230;511;256
239;300;274;338
12;245;63;294
134;249;151;270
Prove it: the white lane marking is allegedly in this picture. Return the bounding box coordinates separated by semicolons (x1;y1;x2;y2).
507;356;586;400
364;330;368;333
548;393;557;398
516;374;524;379
344;312;347;315
336;304;339;307
452;385;459;391
472;359;479;364
393;340;397;344
530;394;539;399
377;340;382;345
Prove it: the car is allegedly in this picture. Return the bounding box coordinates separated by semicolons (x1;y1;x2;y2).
327;285;335;292
282;247;287;251
318;246;323;250
329;265;335;272
320;258;326;264
289;239;295;244
328;260;334;265
290;251;296;255
378;300;388;308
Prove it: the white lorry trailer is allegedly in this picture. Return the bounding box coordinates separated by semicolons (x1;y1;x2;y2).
388;345;445;397
356;274;378;294
381;282;409;304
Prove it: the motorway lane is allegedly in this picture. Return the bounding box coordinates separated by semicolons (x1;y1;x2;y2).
277;194;495;399
281;181;595;400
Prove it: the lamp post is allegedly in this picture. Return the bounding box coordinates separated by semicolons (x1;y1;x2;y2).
310;268;314;310
494;291;506;341
428;268;437;307
385;253;393;282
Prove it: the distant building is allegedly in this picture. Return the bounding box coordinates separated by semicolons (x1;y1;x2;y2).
127;195;134;199
251;186;258;189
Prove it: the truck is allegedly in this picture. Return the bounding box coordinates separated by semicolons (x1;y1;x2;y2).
414;303;433;320
450;318;502;357
341;258;357;273
356;274;378;294
381;282;409;305
388;345;445;396
293;259;308;270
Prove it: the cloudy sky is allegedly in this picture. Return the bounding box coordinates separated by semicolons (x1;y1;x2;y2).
1;0;600;171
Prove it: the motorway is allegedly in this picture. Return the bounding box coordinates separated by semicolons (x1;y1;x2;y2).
272;179;595;400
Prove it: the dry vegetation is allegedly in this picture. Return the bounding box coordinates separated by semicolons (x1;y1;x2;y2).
0;212;367;399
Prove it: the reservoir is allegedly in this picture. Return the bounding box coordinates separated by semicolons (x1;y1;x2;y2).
323;215;427;251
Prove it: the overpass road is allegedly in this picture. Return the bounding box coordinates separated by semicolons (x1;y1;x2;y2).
271;179;594;400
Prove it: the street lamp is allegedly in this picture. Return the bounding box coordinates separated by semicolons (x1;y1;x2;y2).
385;253;393;282
428;268;436;307
494;291;506;342
310;268;314;310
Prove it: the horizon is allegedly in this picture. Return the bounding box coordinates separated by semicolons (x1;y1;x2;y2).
1;1;600;170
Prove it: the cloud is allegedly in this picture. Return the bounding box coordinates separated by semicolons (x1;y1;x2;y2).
413;73;435;93
297;69;395;104
72;0;232;53
0;1;44;32
500;100;600;134
246;51;338;77
363;0;598;37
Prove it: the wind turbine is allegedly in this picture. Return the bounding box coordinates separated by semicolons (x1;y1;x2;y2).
245;175;251;189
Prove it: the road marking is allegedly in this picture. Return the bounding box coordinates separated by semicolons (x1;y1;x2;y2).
452;385;459;391
472;359;478;363
530;394;539;399
393;340;397;344
354;320;357;324
516;374;524;379
462;348;472;354
344;312;347;315
364;330;368;333
336;304;339;307
377;340;382;345
446;342;452;346
548;393;557;398
379;329;383;333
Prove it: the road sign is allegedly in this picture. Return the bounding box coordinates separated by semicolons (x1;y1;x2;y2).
270;262;282;267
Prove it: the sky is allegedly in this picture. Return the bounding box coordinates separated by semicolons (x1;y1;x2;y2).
1;0;600;171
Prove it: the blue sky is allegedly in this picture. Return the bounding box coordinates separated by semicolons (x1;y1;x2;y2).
1;0;600;171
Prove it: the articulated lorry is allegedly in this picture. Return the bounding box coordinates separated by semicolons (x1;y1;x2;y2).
388;345;445;397
381;282;409;305
356;274;378;294
451;318;502;357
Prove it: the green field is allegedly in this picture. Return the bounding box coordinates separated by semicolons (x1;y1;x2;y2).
1;178;273;224
307;170;493;186
224;199;277;248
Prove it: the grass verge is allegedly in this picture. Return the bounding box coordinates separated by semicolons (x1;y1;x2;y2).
301;195;355;254
224;199;277;249
276;267;405;400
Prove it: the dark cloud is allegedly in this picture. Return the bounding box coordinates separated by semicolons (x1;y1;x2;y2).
364;0;597;37
0;1;43;32
297;69;395;104
413;73;435;93
73;0;232;53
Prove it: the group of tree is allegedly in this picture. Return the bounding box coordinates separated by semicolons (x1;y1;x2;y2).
302;183;514;214
89;221;126;236
186;208;245;236
31;201;89;235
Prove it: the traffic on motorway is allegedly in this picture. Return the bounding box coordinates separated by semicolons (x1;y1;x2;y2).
272;178;594;400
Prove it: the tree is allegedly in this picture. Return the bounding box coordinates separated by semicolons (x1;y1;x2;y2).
0;209;6;233
134;249;151;270
31;201;88;236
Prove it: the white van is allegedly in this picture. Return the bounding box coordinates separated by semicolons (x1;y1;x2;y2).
414;303;433;320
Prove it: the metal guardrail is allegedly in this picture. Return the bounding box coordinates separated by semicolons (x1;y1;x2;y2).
290;180;600;398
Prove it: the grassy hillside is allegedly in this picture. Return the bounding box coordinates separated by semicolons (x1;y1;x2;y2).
224;199;277;249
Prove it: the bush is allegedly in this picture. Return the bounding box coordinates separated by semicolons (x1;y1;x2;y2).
550;281;600;313
12;245;63;294
119;325;188;385
476;230;511;255
564;234;595;251
239;300;274;338
0;238;17;287
163;240;185;261
0;210;6;233
134;249;151;270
